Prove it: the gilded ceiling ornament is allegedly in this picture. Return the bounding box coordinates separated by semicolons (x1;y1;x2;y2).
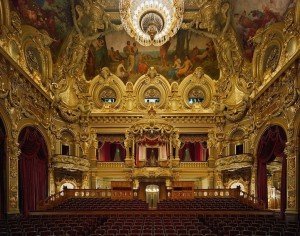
119;0;184;46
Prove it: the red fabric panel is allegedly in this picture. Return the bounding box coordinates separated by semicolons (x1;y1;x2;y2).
257;126;287;211
180;142;206;162
195;142;203;161
100;142;111;161
18;127;48;215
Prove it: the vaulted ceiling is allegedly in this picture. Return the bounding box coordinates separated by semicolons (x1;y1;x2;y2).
10;0;294;82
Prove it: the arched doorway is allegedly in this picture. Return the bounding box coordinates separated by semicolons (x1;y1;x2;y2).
0;118;7;219
146;185;160;209
18;126;48;215
257;125;287;216
60;182;76;191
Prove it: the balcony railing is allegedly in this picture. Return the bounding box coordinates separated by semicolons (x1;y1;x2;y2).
179;162;208;168
194;188;265;210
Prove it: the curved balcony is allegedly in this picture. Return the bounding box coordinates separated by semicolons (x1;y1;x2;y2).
215;154;253;171
52;155;90;172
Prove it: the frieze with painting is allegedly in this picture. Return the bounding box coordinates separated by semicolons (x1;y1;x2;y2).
86;30;220;83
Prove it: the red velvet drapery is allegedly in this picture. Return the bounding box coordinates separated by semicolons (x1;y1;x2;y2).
179;142;205;161
98;142;125;161
18;127;48;215
0;119;6;219
257;126;287;214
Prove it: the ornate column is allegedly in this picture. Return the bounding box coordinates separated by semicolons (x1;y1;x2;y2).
82;171;91;189
207;131;217;167
169;137;173;158
208;172;215;189
48;166;55;195
250;162;257;196
285;135;297;217
214;171;223;188
7;129;20;214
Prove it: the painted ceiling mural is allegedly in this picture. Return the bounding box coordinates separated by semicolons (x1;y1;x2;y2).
11;0;295;82
232;0;295;60
11;0;74;60
87;30;219;83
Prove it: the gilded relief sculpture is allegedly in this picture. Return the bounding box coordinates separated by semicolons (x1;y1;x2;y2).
182;0;252;121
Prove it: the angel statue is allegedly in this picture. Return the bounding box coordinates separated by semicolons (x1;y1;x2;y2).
55;0;122;79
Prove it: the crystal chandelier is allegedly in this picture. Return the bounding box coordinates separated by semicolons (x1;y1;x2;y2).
119;0;184;46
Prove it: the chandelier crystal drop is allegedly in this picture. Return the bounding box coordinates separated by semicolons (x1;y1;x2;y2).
120;0;184;46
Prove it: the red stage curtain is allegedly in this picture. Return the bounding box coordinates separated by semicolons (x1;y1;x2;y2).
0;119;6;219
18;127;48;215
99;142;110;161
195;142;203;161
99;142;126;162
180;142;205;162
257;126;286;213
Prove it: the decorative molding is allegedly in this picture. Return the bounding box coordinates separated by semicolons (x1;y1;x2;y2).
215;154;253;171
52;155;90;172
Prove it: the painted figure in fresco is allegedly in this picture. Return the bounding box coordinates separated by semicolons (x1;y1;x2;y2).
116;59;129;82
108;47;120;62
168;55;182;79
160;40;171;67
138;55;149;74
132;42;139;73
123;41;135;73
177;55;193;78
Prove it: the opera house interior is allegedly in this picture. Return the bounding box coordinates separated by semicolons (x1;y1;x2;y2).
0;0;299;235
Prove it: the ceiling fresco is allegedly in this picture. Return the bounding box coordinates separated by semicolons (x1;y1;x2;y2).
11;0;295;82
232;0;295;60
11;0;74;59
86;30;219;82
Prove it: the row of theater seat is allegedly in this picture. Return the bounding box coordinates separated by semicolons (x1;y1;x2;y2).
50;197;255;212
51;198;148;211
0;213;299;235
0;215;105;236
157;198;256;211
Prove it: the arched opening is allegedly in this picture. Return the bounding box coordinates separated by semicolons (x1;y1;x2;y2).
257;125;287;216
0;118;7;219
146;185;160;209
230;182;245;192
18;126;48;215
60;130;75;156
60;182;76;191
229;129;245;156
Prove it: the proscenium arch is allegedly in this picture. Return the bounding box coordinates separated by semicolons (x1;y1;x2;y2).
256;124;287;216
18;125;49;215
0;117;7;219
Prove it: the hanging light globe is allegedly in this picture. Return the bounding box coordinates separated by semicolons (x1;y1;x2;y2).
119;0;184;46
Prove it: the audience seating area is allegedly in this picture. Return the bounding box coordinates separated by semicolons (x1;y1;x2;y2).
50;197;256;212
0;213;299;236
157;198;256;211
51;198;148;211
